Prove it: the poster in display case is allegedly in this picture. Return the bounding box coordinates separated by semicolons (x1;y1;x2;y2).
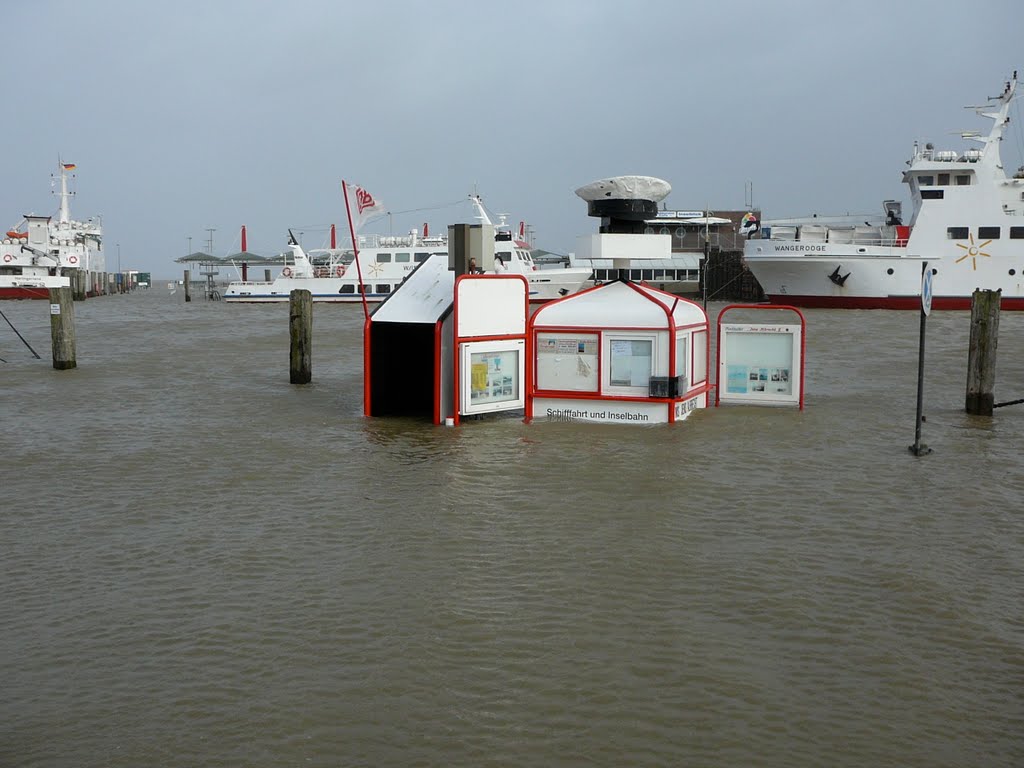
460;339;526;415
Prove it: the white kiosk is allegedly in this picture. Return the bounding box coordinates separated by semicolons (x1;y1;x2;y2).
528;281;710;424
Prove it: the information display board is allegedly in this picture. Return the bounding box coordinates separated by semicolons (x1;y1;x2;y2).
460;339;526;415
718;323;802;406
535;332;599;392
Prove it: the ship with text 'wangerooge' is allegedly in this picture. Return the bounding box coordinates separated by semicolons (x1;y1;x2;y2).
744;71;1024;309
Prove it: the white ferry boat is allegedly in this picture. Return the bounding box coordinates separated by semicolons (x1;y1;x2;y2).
744;71;1024;310
1;162;104;300
223;196;593;304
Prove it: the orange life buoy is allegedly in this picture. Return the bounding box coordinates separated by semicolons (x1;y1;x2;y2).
335;265;346;277
3;254;12;262
68;255;78;264
282;267;293;277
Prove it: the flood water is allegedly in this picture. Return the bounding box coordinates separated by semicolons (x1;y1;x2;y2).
2;288;1022;767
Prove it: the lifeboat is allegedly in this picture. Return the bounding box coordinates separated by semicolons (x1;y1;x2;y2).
6;230;28;239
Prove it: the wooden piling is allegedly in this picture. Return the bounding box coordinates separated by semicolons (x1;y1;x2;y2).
184;269;191;302
965;288;1000;416
48;286;77;370
289;289;312;384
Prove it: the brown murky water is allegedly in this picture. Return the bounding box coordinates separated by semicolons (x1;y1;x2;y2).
2;289;1022;767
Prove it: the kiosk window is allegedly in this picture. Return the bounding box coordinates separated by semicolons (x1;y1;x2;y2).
606;336;654;393
674;334;688;382
692;329;708;385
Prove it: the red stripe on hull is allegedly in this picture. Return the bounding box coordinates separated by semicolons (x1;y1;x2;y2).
766;294;1024;311
0;287;53;300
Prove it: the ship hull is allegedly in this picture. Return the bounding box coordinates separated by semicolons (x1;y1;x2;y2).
743;248;1024;311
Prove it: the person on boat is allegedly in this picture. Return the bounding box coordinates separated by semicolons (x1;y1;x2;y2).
886;210;903;226
740;212;760;239
494;255;507;273
468;258;480;274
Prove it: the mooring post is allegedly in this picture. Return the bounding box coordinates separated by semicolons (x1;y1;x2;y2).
289;288;312;384
48;286;77;370
965;288;1000;416
184;269;191;302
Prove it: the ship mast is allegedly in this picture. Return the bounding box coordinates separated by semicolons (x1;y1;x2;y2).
56;161;73;224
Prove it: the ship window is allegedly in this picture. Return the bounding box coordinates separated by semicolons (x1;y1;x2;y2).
921;189;944;200
955;174;971;185
359;284;368;294
642;269;654;280
644;226;654;235
414;252;430;262
978;227;1000;239
630;269;643;280
918;175;934;186
1010;269;1016;276
378;284;391;294
654;269;665;278
1009;227;1024;239
394;284;403;291
947;227;969;239
339;284;355;294
395;252;410;263
938;173;950;186
377;253;392;263
659;227;670;235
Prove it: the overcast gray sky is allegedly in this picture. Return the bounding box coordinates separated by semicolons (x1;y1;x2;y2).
4;0;1023;277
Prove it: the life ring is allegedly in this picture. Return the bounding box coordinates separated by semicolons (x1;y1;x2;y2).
335;265;346;277
282;267;293;277
68;255;78;264
3;254;12;262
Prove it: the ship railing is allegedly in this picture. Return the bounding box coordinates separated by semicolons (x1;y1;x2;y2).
355;233;449;249
761;225;909;247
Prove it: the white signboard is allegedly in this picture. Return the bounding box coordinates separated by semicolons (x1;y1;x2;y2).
456;276;527;338
718;323;802;406
531;393;706;424
532;397;668;424
921;263;933;316
50;304;61;315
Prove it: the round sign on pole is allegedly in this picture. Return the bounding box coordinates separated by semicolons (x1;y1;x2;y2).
921;263;932;316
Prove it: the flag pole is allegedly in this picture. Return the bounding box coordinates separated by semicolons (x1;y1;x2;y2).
342;180;370;321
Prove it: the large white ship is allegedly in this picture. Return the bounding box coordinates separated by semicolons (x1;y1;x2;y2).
744;71;1024;310
223;196;593;304
1;162;104;299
